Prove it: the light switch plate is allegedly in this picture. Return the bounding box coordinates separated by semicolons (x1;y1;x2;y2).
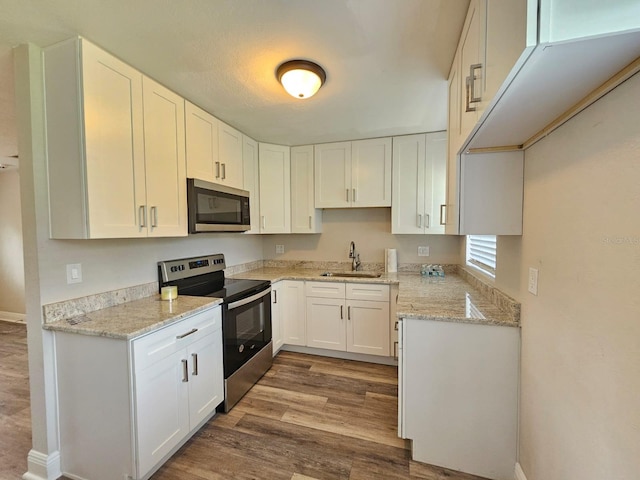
66;263;82;284
528;267;538;295
418;246;430;257
275;244;285;254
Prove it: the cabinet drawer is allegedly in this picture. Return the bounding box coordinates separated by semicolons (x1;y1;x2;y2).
305;281;346;299
346;283;389;301
132;306;221;372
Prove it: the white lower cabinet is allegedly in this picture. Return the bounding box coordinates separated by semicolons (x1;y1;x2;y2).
305;281;390;356
398;317;519;480
54;306;223;480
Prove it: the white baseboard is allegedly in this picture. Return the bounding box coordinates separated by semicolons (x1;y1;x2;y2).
0;310;26;324
515;463;528;480
22;449;61;480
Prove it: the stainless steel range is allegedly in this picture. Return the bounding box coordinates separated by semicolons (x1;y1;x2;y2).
158;254;272;412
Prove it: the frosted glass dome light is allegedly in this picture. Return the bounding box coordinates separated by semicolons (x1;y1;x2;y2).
277;60;326;99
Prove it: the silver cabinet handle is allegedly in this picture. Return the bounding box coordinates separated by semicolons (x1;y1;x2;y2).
425;214;430;228
222;163;226;180
417;214;422;228
215;161;220;178
340;305;344;319
353;189;356;202
393;341;398;360
273;290;277;304
469;63;482;104
191;353;198;376
394;321;399;331
308;216;312;229
346;189;349;202
440;204;446;225
347;305;351;320
261;216;266;229
181;359;188;382
139;205;147;228
176;328;198;339
150;206;158;228
465;76;475;112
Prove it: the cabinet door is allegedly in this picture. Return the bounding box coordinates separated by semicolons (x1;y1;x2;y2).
446;52;462;235
306;297;346;351
351;137;392;207
258;143;291;233
281;281;307;346
346;300;390;356
391;134;426;234
459;151;524;235
314;142;352;208
187;331;224;430
142;76;187;237
218;121;244;188
459;0;486;140
271;282;284;355
242;135;261;234
135;350;189;478
424;132;447;235
185;101;218;183
81;40;147;238
291;146;322;233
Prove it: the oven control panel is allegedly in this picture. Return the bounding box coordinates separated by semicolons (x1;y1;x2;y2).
158;254;226;282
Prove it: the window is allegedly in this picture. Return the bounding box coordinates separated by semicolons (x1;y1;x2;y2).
466;235;497;278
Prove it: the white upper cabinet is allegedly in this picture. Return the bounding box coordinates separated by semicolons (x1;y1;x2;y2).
314;142;351;208
242;135;261;235
217;121;244;189
44;37;187;239
291;145;322;234
258;143;291;234
451;0;640;152
392;132;447;235
185;101;219;183
142;77;187;237
315;138;392;208
351;138;392;207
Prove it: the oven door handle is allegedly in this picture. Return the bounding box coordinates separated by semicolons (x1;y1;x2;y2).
227;287;272;310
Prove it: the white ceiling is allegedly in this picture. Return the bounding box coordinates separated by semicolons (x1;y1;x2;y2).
0;0;469;168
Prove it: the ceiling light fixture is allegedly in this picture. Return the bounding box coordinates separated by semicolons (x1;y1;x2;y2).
276;60;326;99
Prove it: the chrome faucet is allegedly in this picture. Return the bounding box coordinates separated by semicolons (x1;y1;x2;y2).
349;241;361;271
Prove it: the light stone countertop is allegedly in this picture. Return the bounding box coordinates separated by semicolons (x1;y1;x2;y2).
229;268;519;328
43;295;222;340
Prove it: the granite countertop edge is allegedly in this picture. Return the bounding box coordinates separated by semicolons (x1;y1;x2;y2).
43;296;223;340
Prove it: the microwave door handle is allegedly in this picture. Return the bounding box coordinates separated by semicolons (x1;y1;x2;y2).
227;287;272;310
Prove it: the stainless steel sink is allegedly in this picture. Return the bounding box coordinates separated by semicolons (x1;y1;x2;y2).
320;272;382;278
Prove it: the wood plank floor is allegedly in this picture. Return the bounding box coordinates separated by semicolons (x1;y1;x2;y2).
0;323;488;480
0;321;31;479
152;351;489;480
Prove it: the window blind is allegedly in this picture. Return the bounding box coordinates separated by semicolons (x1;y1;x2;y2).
466;235;497;277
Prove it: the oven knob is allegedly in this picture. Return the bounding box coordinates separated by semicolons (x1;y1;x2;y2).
171;266;177;272
238;344;244;353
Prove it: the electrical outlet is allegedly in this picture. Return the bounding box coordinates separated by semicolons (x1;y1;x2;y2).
275;244;285;254
528;267;539;295
66;263;82;284
418;246;430;257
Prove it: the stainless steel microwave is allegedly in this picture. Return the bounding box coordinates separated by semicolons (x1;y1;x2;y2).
187;178;251;233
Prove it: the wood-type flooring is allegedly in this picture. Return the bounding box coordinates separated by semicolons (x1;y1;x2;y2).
1;323;488;480
152;351;489;480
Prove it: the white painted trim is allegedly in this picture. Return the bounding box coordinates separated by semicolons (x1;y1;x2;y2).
515;462;528;480
0;311;26;323
281;344;398;366
22;449;61;480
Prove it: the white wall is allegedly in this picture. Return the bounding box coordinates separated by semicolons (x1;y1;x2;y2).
261;208;461;265
0;169;25;314
496;72;640;480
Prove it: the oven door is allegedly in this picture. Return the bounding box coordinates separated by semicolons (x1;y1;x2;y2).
223;286;272;378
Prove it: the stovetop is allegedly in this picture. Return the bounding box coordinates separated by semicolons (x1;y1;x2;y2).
158;254;270;303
